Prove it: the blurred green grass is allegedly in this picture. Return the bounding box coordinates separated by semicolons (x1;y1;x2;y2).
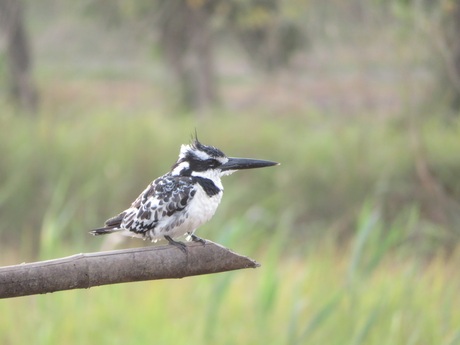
1;222;460;345
1;106;460;257
1;105;460;344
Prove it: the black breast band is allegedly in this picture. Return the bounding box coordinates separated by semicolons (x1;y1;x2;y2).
192;177;221;197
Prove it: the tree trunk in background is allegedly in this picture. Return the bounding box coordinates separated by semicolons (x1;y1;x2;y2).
187;5;218;113
451;2;460;109
158;1;217;113
0;0;38;113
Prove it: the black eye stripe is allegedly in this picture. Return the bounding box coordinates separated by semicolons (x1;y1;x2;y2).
188;158;220;172
207;159;219;167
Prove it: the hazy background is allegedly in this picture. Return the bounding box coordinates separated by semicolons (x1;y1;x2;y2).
1;0;460;344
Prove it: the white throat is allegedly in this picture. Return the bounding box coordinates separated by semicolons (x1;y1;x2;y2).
191;169;225;190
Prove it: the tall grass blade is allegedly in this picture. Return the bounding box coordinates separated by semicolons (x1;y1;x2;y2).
40;175;74;258
287;300;305;345
364;206;419;274
347;201;380;285
350;305;381;345
257;212;292;323
203;274;233;342
447;330;460;345
296;293;343;344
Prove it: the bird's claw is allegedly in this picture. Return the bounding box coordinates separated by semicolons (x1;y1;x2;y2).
164;235;188;254
190;234;207;245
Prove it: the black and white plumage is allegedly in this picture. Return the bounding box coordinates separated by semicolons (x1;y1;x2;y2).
90;138;278;251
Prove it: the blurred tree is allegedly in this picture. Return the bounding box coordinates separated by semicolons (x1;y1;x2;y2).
157;0;218;113
385;0;460;251
223;0;305;72
0;0;38;113
391;0;460;111
440;0;460;110
84;0;305;113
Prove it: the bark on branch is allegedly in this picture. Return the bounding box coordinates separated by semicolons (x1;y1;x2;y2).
0;241;259;299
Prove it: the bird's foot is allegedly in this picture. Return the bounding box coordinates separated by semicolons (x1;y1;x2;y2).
164;235;187;254
190;234;207;245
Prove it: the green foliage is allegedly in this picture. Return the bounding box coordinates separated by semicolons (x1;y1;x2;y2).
1;108;460;344
1;109;460;255
2;223;460;344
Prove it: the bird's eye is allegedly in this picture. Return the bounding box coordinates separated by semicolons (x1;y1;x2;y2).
208;159;220;168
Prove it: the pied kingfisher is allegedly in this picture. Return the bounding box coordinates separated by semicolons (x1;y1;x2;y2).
90;138;278;252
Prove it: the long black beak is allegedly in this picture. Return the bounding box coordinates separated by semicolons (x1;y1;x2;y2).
220;157;279;171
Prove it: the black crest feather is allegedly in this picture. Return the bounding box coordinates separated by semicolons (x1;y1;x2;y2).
189;131;225;158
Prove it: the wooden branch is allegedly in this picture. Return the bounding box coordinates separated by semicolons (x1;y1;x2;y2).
0;241;259;299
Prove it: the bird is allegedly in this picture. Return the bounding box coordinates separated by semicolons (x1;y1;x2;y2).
90;137;278;252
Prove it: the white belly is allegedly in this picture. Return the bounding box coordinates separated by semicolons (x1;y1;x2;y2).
156;185;222;240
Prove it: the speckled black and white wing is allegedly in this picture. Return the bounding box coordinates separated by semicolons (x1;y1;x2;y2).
123;175;198;239
91;174;199;241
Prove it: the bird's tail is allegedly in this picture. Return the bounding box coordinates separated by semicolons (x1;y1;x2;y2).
89;226;123;236
90;212;126;236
